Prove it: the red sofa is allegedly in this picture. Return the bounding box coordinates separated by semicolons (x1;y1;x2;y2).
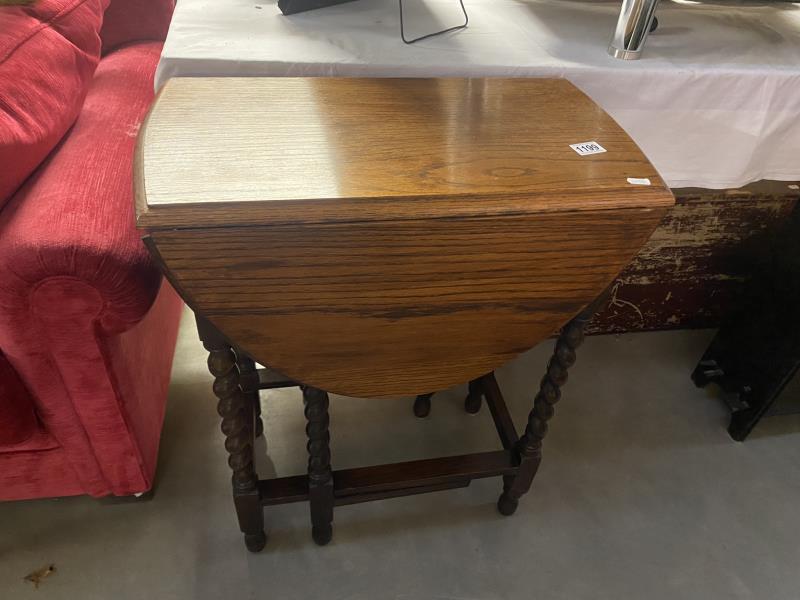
0;0;182;501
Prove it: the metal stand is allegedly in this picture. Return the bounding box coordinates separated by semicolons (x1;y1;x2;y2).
608;0;661;60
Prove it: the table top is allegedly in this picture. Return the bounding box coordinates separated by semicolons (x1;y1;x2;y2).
136;77;672;229
154;0;800;190
137;76;672;395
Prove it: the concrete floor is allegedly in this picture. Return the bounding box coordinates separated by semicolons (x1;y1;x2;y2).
2;308;800;599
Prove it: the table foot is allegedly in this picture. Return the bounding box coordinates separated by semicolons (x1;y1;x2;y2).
303;385;335;546
244;531;268;553
464;379;483;414
497;490;519;516
312;524;333;546
413;393;433;418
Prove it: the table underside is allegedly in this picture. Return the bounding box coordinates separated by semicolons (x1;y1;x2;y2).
196;293;603;550
246;370;520;508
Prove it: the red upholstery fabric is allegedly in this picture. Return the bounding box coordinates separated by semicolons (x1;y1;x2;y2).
100;0;174;55
0;42;183;500
0;443;87;501
0;352;38;446
0;42;166;337
0;0;109;206
0;281;182;501
101;280;182;485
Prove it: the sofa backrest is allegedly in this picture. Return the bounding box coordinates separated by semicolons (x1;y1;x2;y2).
0;0;109;207
100;0;175;56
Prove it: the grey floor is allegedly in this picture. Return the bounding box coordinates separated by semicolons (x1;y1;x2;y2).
2;308;800;599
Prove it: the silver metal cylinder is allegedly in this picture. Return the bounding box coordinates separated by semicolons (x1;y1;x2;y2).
608;0;661;60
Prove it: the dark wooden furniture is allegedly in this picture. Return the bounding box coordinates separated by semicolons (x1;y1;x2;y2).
135;77;673;551
590;181;800;336
692;207;800;440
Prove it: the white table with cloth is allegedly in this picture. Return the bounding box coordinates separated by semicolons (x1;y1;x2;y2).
155;0;800;189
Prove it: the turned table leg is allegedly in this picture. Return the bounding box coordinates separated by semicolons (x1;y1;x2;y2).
197;317;266;552
236;352;264;438
498;294;607;516
302;385;334;545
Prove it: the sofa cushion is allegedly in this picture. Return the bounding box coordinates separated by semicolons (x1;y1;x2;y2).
100;0;174;55
0;351;39;446
0;0;109;207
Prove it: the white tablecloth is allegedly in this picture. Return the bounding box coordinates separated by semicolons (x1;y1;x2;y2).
157;0;800;188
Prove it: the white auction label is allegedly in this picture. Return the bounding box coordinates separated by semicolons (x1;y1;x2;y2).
569;141;606;156
626;177;652;185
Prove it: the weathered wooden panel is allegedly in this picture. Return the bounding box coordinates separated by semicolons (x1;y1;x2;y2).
589;181;800;334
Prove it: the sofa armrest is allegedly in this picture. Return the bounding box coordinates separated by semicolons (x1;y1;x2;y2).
100;0;175;55
0;42;164;338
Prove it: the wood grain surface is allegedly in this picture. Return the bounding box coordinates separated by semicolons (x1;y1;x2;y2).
148;208;665;397
135;77;672;228
138;77;672;396
588;182;800;334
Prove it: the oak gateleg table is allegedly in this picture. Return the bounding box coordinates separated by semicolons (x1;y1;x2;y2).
134;77;673;552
